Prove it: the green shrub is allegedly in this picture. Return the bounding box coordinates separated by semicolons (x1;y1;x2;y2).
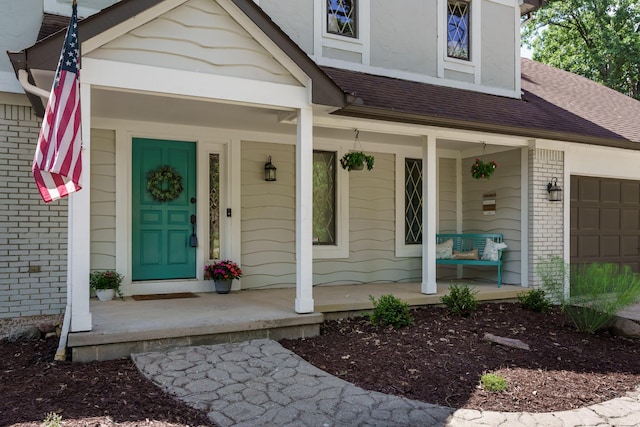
480;373;508;392
536;256;640;333
518;288;552;312
367;294;413;328
441;283;478;316
44;412;62;427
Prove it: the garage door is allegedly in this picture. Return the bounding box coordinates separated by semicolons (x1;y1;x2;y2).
571;176;640;272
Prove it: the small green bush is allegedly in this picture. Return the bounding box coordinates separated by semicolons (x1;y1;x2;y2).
367;294;414;328
518;288;552;312
536;256;640;333
441;283;478;316
44;412;62;427
480;373;508;392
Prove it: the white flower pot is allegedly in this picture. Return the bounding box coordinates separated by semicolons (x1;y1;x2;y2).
95;289;115;301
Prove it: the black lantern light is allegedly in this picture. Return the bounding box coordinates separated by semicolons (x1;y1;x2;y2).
264;156;277;182
547;177;562;202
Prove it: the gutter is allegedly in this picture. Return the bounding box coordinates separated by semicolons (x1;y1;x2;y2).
55;305;71;361
17;69;50;99
335;105;640;151
17;67;70;361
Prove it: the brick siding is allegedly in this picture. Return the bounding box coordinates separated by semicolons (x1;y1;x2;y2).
528;148;564;288
0;103;67;319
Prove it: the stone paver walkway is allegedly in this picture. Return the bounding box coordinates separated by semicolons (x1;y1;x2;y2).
132;339;640;427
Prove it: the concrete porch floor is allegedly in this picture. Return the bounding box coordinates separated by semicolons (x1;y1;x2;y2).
69;282;525;362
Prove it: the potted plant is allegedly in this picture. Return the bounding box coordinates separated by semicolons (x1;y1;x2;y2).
205;260;243;294
89;270;124;301
340;151;374;171
471;158;497;179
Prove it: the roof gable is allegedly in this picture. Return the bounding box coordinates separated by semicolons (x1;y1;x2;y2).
86;0;300;86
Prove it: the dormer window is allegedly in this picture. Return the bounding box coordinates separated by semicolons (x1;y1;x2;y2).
327;0;357;38
447;0;470;60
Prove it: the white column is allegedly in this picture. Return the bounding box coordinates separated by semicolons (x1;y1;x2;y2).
422;135;437;294
295;107;314;313
70;82;92;331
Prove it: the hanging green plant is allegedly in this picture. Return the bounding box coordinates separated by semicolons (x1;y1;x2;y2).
471;158;497;179
340;151;375;171
146;165;183;202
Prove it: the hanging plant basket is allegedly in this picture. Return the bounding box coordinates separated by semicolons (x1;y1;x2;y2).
471;158;497;180
340;151;375;171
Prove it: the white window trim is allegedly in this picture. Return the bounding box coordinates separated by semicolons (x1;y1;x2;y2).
395;147;424;258
314;0;371;65
438;0;481;84
313;141;349;259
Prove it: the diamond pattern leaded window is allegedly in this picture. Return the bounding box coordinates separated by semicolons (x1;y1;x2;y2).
327;0;357;38
209;153;220;260
447;1;470;60
405;158;423;245
313;150;336;245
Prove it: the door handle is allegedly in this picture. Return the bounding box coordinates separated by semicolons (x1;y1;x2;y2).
189;215;197;247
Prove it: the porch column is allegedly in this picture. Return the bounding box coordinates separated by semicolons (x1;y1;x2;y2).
70;82;92;331
295;107;314;313
422;135;437;294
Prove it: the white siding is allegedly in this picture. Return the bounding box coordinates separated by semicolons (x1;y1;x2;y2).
462;149;521;285
262;0;518;95
315;153;422;285
370;0;437;76
241;141;296;288
439;157;457;233
258;0;314;54
481;1;516;90
90;129;116;271
87;0;300;86
241;144;422;288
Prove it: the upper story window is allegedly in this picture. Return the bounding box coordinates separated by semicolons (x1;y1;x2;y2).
447;0;470;60
327;0;357;38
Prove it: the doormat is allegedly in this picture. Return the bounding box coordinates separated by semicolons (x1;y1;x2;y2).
131;292;199;301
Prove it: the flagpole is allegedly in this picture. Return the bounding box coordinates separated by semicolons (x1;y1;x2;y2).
53;0;82;361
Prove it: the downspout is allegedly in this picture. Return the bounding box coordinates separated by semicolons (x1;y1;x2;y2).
17;69;70;360
17;69;50;99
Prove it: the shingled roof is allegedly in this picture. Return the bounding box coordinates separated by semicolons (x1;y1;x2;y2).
322;60;640;149
11;0;639;150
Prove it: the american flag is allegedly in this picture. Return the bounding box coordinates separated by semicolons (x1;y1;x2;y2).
33;0;82;203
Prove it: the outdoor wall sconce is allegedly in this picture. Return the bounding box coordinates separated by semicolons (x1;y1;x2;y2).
264;156;277;182
547;177;562;202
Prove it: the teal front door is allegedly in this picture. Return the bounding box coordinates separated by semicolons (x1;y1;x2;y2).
132;138;197;280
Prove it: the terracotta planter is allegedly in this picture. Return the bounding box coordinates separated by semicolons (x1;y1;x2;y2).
214;279;232;294
95;289;115;301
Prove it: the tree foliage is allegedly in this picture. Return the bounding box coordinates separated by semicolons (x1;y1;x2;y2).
522;0;640;100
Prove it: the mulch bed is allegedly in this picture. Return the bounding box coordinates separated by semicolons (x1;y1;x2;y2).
281;303;640;412
1;302;639;426
0;338;215;427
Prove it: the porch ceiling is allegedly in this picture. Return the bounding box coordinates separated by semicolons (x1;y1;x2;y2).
92;88;297;133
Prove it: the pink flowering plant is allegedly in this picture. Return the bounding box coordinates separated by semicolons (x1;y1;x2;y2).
205;260;243;281
471;159;497;179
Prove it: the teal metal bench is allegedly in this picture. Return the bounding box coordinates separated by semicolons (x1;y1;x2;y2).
435;233;505;287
